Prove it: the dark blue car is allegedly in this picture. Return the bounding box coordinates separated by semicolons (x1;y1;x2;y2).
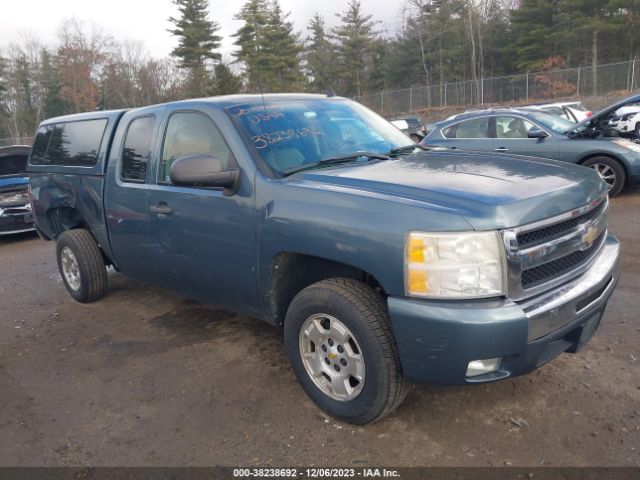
0;145;34;235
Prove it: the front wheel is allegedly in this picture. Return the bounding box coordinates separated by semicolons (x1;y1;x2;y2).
284;278;408;424
56;229;107;303
582;156;626;197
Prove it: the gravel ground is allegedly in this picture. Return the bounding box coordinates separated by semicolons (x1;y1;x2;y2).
1;190;639;467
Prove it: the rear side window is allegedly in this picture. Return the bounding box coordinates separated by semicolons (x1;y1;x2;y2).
31;119;107;166
456;118;489;138
444;118;489;139
121;116;155;182
30;125;53;164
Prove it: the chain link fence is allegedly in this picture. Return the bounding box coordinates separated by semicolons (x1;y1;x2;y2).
356;60;640;116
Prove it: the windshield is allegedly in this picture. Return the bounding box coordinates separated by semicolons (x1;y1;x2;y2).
568;103;587;112
226;98;411;174
527;111;576;134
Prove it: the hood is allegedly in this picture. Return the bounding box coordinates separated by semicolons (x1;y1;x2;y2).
0;176;29;190
613;105;640;117
287;151;607;230
574;92;640;130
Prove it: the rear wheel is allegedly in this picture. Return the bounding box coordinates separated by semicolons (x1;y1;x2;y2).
409;133;423;143
582;156;626;197
635;122;640;138
56;229;107;303
284;278;408;424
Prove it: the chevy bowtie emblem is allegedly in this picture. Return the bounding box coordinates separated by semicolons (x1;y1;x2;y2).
581;226;599;249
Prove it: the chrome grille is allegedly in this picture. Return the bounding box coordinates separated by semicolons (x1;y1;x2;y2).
517;200;606;248
521;232;606;288
502;196;608;301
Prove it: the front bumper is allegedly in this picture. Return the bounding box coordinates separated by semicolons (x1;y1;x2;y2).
388;234;620;384
0;203;35;235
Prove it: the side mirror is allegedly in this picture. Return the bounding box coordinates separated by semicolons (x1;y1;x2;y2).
528;127;549;139
169;154;240;196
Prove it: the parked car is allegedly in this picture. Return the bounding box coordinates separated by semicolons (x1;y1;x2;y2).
0;145;34;235
423;94;640;196
609;104;640;138
390;115;426;142
29;94;619;424
521;101;592;123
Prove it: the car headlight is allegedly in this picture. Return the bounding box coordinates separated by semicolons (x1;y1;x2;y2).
612;138;640;153
405;231;506;298
0;190;29;207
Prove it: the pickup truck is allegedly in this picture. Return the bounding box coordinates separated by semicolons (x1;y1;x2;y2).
28;94;620;424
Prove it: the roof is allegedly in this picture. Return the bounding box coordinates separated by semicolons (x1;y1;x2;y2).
445;107;530;121
39;109;127;126
36;93;346;126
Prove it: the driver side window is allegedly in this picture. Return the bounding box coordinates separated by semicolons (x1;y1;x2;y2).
496;116;535;139
159;111;233;183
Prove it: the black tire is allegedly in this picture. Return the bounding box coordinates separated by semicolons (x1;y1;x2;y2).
581;156;626;197
56;229;107;303
284;278;408;424
409;133;423;143
635;122;640;139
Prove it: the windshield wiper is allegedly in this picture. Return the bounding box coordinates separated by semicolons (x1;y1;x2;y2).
282;151;390;177
388;143;428;157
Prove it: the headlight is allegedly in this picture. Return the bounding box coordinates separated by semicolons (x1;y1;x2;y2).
612;138;640;153
405;231;506;298
0;190;29;207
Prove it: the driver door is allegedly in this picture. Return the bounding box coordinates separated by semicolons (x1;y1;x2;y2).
146;108;259;314
492;116;559;160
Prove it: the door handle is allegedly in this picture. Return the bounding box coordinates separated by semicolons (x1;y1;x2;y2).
494;147;509;152
150;203;173;215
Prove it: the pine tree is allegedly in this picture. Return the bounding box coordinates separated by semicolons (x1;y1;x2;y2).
510;0;559;70
212;63;242;95
305;13;336;92
233;0;271;91
40;49;65;118
168;0;222;97
556;0;618;95
332;0;377;97
262;1;302;92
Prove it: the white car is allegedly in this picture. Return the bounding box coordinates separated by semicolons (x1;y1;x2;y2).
520;101;592;123
609;105;640;138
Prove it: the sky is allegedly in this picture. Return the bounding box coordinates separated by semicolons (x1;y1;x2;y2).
0;0;408;61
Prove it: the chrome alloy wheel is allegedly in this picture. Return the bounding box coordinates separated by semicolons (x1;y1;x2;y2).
298;313;366;402
590;163;616;190
60;246;81;291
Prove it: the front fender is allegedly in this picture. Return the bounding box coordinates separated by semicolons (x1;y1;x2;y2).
255;178;472;310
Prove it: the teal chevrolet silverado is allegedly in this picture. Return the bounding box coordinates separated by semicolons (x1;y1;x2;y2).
28;94;620;423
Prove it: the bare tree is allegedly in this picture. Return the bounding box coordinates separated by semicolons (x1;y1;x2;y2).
0;34;48;138
57;18;112;113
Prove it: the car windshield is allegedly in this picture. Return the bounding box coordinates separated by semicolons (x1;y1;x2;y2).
526;111;576;134
226;98;411;175
568;103;587;112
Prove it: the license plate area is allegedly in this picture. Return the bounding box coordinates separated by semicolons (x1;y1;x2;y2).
564;311;603;353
